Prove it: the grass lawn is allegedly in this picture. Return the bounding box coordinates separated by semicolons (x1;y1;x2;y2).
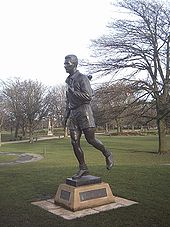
0;135;170;227
0;154;19;163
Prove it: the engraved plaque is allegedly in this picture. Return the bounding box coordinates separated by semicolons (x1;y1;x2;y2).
79;188;107;201
60;190;70;201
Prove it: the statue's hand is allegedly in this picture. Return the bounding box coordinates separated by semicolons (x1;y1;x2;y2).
63;109;70;128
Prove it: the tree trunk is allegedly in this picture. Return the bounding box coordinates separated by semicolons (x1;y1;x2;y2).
0;122;2;146
22;126;26;137
157;118;167;154
132;124;135;131
29;122;34;143
64;127;68;137
0;131;1;147
105;123;109;133
14;122;19;139
115;118;122;135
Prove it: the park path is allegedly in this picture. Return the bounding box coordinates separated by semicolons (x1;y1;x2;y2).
1;135;64;145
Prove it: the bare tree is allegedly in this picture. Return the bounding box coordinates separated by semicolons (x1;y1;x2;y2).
2;79;26;139
2;78;49;142
47;85;67;136
92;82;151;134
87;0;170;153
21;80;49;142
92;82;130;133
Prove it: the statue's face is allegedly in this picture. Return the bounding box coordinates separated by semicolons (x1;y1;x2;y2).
64;59;75;74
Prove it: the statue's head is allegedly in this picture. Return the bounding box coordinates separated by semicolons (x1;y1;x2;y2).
64;54;78;74
65;55;78;66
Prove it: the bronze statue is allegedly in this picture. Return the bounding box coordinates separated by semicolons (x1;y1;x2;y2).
64;54;113;179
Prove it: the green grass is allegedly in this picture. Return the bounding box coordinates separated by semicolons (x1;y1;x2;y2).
0;154;18;162
0;135;170;227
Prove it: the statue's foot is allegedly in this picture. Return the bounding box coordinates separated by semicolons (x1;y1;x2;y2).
106;153;114;170
72;169;89;179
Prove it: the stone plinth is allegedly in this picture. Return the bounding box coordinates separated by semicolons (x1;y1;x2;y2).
54;181;115;211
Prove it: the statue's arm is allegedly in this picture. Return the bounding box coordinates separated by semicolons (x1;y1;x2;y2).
68;76;92;102
63;92;70;127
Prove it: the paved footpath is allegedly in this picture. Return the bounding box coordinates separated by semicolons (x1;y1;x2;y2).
1;135;64;145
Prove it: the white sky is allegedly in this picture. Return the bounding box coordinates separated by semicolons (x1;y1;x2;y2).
0;0;114;86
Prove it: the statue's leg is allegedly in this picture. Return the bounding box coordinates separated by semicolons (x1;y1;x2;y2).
83;127;114;170
70;129;89;179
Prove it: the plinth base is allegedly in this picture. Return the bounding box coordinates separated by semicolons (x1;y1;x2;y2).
54;182;115;211
66;175;102;187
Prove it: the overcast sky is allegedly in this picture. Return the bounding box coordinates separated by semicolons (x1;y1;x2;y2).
0;0;114;86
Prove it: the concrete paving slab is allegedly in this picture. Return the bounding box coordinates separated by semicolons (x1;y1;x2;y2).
50;206;99;220
32;200;60;210
31;196;138;220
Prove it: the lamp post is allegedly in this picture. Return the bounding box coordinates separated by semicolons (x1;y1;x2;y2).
47;117;53;136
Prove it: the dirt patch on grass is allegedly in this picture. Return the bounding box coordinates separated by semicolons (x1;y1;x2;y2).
0;152;43;166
